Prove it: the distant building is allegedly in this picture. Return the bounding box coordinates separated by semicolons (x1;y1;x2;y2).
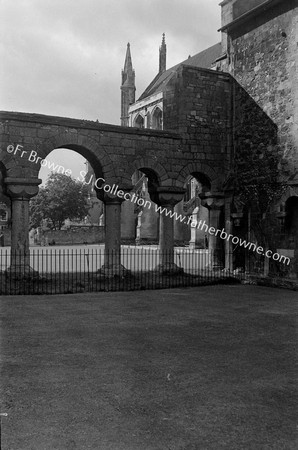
120;35;222;247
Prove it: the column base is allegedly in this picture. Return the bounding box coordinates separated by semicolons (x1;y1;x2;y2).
207;250;224;271
153;262;184;275
5;265;39;279
189;239;206;250
205;262;224;271
98;264;130;278
212;263;224;271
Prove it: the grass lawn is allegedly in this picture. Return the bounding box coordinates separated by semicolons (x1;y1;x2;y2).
0;285;297;449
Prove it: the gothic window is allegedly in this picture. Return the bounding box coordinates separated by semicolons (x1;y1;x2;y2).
145;112;151;129
134;114;144;128
152;107;163;130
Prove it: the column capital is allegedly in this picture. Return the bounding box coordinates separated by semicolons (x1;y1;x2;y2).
103;194;125;205
4;177;42;200
154;187;186;207
95;184;133;204
200;192;225;210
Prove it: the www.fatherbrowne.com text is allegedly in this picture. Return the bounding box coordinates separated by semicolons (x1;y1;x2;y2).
6;144;291;266
80;174;290;266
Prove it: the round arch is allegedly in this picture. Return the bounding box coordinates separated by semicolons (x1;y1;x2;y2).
279;186;298;205
34;132;116;182
177;162;218;190
130;157;168;185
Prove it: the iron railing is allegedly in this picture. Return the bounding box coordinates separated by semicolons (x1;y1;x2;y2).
0;247;243;295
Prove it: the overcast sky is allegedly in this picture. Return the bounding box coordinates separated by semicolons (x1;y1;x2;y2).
1;0;221;181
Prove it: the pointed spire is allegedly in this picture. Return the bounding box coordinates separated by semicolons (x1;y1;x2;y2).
124;42;133;73
122;42;135;86
159;33;167;74
121;42;136;126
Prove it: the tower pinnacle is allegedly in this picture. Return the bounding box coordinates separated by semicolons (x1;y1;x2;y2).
123;42;133;74
121;42;136;126
159;33;167;74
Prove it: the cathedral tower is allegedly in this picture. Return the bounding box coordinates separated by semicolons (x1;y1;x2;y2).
120;43;136;126
159;33;167;74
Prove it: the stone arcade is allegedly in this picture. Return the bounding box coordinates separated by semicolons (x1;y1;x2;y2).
0;0;297;277
0;105;229;275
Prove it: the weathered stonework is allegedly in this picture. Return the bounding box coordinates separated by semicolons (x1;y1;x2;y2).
1;0;297;277
0;107;228;274
220;0;298;277
163;66;232;192
227;0;298;174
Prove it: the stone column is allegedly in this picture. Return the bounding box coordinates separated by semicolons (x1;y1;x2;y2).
200;193;225;270
153;187;185;274
98;192;130;277
5;177;41;275
121;198;136;244
174;200;189;246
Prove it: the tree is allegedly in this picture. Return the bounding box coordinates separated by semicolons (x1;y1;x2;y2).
231;143;287;274
30;173;90;230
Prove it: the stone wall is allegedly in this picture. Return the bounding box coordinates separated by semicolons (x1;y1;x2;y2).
230;1;298;175
43;226;105;246
223;0;298;277
163;66;232;190
0;112;182;190
233;80;278;168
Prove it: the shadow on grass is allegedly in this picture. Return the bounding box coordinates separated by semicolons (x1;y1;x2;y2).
0;270;242;295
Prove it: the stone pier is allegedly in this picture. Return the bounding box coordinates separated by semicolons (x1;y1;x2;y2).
5;177;41;275
200;193;225;270
154;187;185;274
99;193;130;277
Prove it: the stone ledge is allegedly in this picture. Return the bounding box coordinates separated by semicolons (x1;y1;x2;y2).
0;111;181;140
219;0;284;32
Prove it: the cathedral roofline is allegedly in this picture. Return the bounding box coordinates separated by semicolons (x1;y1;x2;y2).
138;42;221;101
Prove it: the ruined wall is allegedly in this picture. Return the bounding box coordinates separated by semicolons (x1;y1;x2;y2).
163;66;232;189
